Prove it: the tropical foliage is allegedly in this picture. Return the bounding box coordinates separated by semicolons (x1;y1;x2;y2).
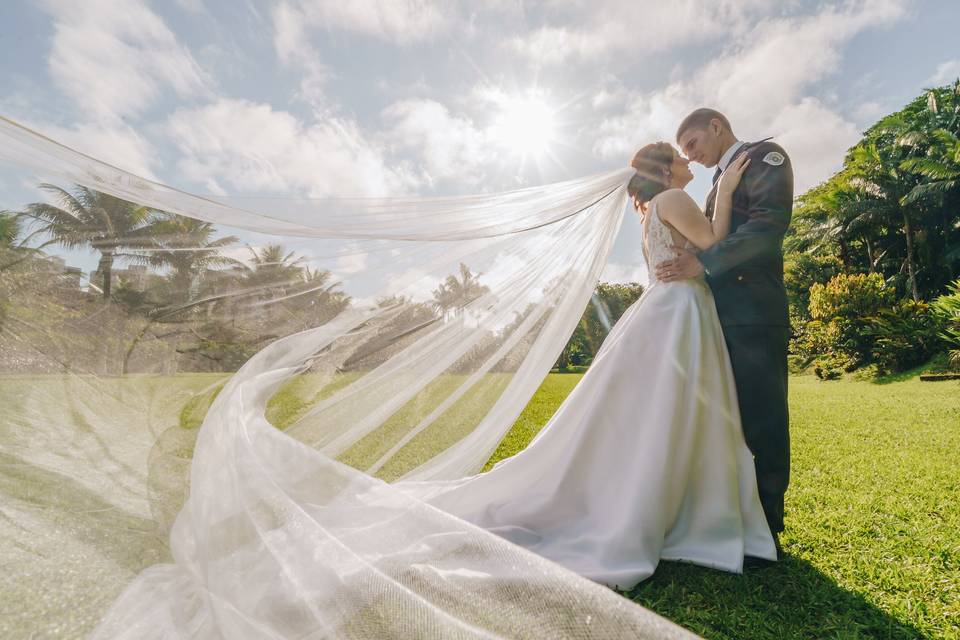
3;185;355;374
5;183;641;377
789;82;960;303
554;282;645;371
18;184;160;298
432;262;492;320
931;280;960;367
787;81;960;376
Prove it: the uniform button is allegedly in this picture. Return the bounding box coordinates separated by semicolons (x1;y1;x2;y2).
737;275;744;282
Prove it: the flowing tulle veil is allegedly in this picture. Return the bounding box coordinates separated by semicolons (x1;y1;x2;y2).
0;116;695;639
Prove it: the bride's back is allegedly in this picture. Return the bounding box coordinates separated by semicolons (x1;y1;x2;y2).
642;190;696;285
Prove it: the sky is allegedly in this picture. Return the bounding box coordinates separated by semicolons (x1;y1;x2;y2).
1;0;959;285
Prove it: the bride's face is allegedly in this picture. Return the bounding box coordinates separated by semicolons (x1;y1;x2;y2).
668;148;693;189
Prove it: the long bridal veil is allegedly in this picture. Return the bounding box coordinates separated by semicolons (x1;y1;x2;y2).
0;117;694;639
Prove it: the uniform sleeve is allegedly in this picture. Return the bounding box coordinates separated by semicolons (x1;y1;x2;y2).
698;143;794;277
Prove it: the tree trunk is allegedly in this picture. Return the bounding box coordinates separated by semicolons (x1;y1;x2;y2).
902;213;920;302
944;209;956;280
173;269;192;305
865;236;874;273
98;250;114;299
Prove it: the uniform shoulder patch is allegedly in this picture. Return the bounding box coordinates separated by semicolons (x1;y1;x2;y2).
762;151;785;166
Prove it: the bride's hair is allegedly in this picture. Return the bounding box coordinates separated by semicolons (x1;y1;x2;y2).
628;142;674;210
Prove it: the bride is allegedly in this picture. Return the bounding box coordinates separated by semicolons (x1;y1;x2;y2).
0;112;775;637
401;142;777;588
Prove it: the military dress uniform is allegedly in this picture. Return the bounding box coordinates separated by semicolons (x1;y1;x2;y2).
699;139;793;535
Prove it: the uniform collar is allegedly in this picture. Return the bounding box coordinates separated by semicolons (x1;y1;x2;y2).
717;140;745;172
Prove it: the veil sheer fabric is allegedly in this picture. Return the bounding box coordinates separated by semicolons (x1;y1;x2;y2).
0;116;696;639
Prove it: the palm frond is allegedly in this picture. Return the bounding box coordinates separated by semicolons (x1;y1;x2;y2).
902;179;960;205
900;157;960;180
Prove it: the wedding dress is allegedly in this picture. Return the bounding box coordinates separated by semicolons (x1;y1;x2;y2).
400;193;778;588
0;115;746;638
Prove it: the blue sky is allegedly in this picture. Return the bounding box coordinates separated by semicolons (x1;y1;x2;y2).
2;0;959;284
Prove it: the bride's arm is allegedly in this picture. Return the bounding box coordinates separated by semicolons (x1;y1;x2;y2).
657;156;750;251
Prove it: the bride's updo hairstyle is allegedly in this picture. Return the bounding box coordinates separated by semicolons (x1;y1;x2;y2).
628;142;674;210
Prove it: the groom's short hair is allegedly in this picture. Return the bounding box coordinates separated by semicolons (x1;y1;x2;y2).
676;108;733;142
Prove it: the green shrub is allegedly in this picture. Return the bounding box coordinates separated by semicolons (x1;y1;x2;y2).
809;272;893;320
812;354;845;380
784;252;843;321
804;273;894;369
866;300;944;374
787;353;813;374
931;279;960;369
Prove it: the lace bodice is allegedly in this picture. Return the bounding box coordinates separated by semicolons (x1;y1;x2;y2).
642;196;697;286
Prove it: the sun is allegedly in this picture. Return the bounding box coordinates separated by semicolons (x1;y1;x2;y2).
490;94;558;160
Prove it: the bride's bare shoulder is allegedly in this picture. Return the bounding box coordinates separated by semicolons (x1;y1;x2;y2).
652;188;700;215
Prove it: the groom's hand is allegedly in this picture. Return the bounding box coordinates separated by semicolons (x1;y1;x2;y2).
655;248;705;282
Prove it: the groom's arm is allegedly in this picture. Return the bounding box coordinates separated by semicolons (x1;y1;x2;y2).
698;143;793;277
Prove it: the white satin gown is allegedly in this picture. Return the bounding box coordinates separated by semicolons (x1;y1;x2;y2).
403;193;777;589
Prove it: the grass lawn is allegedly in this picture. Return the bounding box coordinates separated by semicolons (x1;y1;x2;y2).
2;371;955;638
486;373;960;639
182;369;960;637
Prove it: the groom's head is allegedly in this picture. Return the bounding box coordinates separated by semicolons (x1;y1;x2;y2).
676;108;737;168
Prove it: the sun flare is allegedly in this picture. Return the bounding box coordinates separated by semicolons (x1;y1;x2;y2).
490;94;557;159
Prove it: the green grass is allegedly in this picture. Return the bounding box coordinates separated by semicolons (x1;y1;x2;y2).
482;373;583;472
181;371;959;637
486;373;960;639
1;370;956;638
177;370;515;480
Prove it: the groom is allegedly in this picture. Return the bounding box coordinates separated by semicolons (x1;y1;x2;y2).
655;108;793;558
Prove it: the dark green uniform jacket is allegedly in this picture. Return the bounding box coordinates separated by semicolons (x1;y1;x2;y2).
700;140;793;327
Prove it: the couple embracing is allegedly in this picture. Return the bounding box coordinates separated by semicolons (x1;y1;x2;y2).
423;107;793;588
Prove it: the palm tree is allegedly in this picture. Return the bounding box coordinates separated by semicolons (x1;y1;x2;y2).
18;184;158;298
217;243;307;334
0;212;20;247
847;141;923;301
239;243;306;292
887;84;960;291
900;128;960;205
786;82;960;306
900;127;960;281
295;266;351;324
793;170;899;273
432;263;490;320
128;213;239;305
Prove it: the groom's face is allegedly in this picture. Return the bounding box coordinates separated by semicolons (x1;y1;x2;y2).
678;123;724;168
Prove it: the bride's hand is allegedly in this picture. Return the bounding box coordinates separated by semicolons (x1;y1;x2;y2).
717;155;750;197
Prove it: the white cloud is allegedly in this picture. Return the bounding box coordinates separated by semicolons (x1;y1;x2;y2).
335;247;369;276
768;98;861;191
591;0;909;192
508;0;769;67
18;119;158;179
854;101;888;125
166;98;412;197
175;0;207;14
927;59;960;86
272;2;329;108
271;0;457;108
39;0;209;123
281;0;452;44
381;99;491;186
